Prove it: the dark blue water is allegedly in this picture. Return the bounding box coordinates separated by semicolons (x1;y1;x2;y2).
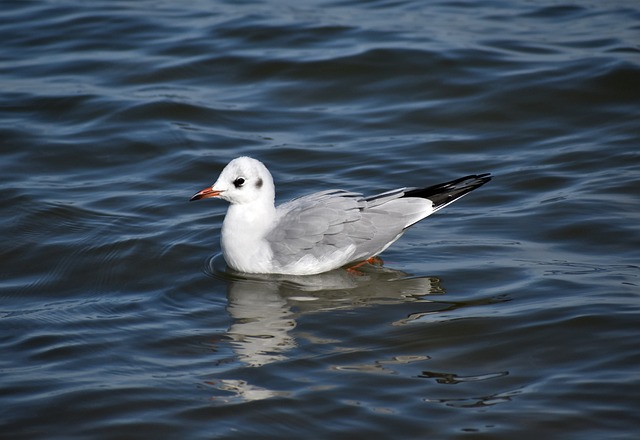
2;1;639;438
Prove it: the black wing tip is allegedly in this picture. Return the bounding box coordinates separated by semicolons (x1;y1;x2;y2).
458;173;492;183
402;173;493;209
474;173;493;187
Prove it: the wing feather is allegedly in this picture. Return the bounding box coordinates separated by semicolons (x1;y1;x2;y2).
264;185;441;269
266;190;365;265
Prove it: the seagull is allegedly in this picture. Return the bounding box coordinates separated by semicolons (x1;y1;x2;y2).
191;156;491;275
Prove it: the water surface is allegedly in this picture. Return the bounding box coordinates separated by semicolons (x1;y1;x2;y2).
1;0;639;438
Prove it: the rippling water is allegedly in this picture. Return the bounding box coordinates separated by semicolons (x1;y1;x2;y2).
2;0;639;438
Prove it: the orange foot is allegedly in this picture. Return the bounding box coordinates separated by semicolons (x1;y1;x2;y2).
346;256;385;274
367;256;384;266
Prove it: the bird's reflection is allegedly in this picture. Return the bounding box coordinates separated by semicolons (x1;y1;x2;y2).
207;254;443;369
203;255;513;405
225;280;296;367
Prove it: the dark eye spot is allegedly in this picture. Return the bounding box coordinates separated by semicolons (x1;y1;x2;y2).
255;178;263;189
233;177;245;188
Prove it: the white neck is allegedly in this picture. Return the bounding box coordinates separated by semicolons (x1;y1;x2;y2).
220;199;276;273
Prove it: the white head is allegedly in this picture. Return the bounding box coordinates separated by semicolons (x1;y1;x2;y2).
190;156;275;205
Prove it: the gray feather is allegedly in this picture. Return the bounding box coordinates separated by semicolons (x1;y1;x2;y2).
265;173;491;269
266;188;422;267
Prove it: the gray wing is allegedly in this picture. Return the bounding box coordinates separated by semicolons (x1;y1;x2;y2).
264;174;491;270
265;189;431;268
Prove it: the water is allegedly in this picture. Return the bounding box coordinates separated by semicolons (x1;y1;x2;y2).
1;0;639;438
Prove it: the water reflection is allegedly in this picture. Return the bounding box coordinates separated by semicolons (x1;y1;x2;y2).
205;379;290;402
213;257;443;368
225;280;296;368
202;255;517;404
423;388;520;408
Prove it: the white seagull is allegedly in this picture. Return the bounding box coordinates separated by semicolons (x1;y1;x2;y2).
191;157;491;275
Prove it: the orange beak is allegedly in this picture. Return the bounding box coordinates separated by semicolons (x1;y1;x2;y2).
190;187;222;201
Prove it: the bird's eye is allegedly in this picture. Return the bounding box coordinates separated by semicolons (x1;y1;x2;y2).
233;177;246;188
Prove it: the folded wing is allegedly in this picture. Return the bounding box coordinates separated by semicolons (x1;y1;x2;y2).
265;174;491;271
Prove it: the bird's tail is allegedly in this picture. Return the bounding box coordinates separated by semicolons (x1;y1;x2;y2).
402;173;492;212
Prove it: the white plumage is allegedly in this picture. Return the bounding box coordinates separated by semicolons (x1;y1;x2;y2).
191;156;491;275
